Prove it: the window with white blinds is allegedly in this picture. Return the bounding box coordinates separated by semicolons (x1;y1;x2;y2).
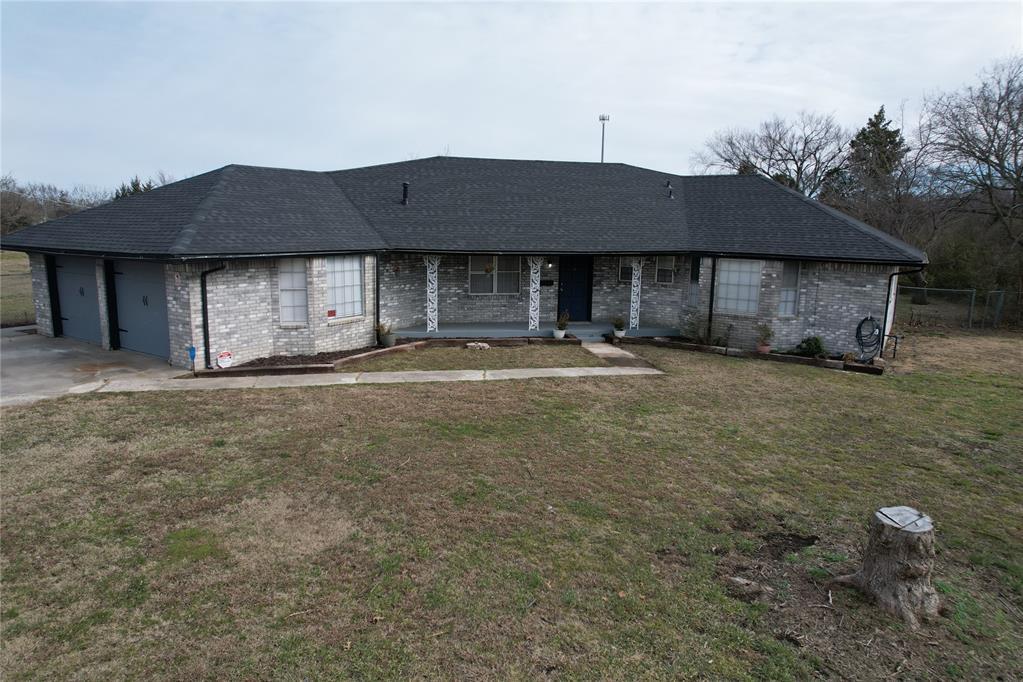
278;258;308;325
714;259;762;314
326;255;364;319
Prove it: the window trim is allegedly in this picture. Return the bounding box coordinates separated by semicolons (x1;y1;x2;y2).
278;257;308;327
655;255;675;284
325;255;365;320
778;261;801;317
713;258;763;315
618;256;635;283
688;256;701;307
468;255;520;295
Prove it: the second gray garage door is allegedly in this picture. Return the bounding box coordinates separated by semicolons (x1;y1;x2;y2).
54;256;102;344
114;261;169;359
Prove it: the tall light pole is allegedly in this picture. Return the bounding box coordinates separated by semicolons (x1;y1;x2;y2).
599;114;610;162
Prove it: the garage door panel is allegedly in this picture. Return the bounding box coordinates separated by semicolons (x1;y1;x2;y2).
114;261;169;358
54;256;101;344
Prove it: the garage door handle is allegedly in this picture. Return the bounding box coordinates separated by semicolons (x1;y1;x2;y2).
142;295;149;307
79;287;85;296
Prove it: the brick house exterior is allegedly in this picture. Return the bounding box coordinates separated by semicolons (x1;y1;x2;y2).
7;157;925;368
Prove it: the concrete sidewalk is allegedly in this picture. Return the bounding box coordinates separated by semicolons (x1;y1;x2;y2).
82;364;663;394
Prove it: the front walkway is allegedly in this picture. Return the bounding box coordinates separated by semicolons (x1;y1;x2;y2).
81;364;662;395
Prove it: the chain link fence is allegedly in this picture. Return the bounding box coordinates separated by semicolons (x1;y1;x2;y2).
895;286;1018;330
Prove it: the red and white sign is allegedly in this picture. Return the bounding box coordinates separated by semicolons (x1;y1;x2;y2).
327;309;337;318
216;351;233;369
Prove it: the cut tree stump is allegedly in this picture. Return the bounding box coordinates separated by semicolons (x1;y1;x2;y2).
835;506;941;628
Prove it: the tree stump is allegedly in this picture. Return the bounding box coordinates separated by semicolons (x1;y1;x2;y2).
835;506;941;628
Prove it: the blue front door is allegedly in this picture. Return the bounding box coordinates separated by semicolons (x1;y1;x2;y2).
557;256;592;322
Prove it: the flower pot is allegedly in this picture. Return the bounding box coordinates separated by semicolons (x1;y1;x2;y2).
613;329;626;338
756;343;771;354
381;333;397;348
553;329;567;339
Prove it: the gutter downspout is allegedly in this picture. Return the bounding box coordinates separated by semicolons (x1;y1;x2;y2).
200;264;226;369
706;257;717;342
882;265;925;341
375;254;381;335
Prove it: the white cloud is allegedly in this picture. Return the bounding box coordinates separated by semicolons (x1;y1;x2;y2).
1;1;1019;187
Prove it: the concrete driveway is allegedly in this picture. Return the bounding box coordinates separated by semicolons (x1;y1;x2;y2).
1;326;182;407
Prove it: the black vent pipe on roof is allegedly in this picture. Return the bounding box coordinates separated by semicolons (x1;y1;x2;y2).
401;182;409;205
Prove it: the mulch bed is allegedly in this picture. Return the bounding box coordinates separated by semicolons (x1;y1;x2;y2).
238;346;378;368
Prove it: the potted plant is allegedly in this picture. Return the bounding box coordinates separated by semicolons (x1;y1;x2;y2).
377;322;396;348
553;311;570;339
612;316;626;338
755;323;773;353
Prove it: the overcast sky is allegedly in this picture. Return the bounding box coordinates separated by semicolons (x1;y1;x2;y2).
2;1;1020;189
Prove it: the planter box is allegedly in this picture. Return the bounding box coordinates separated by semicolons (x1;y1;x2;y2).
195;363;334;378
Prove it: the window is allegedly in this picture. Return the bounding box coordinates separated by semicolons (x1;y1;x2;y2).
469;255;519;294
619;257;635;282
779;261;800;315
714;259;761;314
278;258;308;325
326;255;364;319
655;256;675;284
688;257;701;306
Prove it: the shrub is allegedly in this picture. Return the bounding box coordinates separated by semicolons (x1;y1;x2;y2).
793;336;827;358
612;316;625;331
755;323;774;345
556;311;570;330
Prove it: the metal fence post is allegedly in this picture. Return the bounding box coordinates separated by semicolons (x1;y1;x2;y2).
967;289;976;329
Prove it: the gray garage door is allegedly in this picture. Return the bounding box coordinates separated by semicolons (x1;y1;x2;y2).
114;261;169;358
54;256;102;344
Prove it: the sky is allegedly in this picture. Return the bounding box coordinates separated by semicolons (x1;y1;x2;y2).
2;1;1020;190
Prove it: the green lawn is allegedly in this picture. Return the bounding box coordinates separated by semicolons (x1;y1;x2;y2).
344;344;606;372
1;331;1021;679
0;251;34;327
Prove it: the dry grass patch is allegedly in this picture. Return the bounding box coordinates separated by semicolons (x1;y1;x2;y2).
1;330;1020;679
212;492;357;570
343;343;605;372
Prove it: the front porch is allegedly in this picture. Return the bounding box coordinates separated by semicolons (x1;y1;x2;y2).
393;320;679;342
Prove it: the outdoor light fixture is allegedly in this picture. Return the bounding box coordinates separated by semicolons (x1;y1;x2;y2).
546;257;554;269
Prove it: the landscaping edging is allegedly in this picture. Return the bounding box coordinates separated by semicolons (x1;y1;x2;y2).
612;336;884;375
194;336;585;377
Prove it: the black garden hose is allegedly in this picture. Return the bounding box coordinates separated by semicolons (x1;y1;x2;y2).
856;316;883;362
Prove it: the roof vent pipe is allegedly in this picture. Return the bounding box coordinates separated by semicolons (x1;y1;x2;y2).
401;182;409;205
665;180;674;199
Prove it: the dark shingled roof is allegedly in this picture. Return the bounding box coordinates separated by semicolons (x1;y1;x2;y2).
2;156;926;264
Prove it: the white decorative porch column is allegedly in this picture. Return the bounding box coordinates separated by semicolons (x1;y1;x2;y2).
526;256;544;331
629;256;643;329
423;254;440;333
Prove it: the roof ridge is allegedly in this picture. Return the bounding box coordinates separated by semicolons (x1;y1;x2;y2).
168;165;234;255
323;171;390;249
752;175;927;263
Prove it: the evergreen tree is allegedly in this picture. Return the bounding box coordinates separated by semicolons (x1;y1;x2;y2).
848;106;908;184
114;175;155;200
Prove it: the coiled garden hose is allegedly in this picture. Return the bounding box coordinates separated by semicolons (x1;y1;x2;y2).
856;316;883;362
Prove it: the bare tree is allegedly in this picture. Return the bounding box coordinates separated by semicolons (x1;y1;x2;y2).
926;57;1023;250
694;111;850;197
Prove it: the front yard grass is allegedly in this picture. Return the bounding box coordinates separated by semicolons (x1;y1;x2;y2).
0;250;34;327
1;330;1021;679
343;343;606;372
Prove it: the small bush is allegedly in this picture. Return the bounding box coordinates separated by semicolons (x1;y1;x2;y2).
792;336;827;358
556;311;570;330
